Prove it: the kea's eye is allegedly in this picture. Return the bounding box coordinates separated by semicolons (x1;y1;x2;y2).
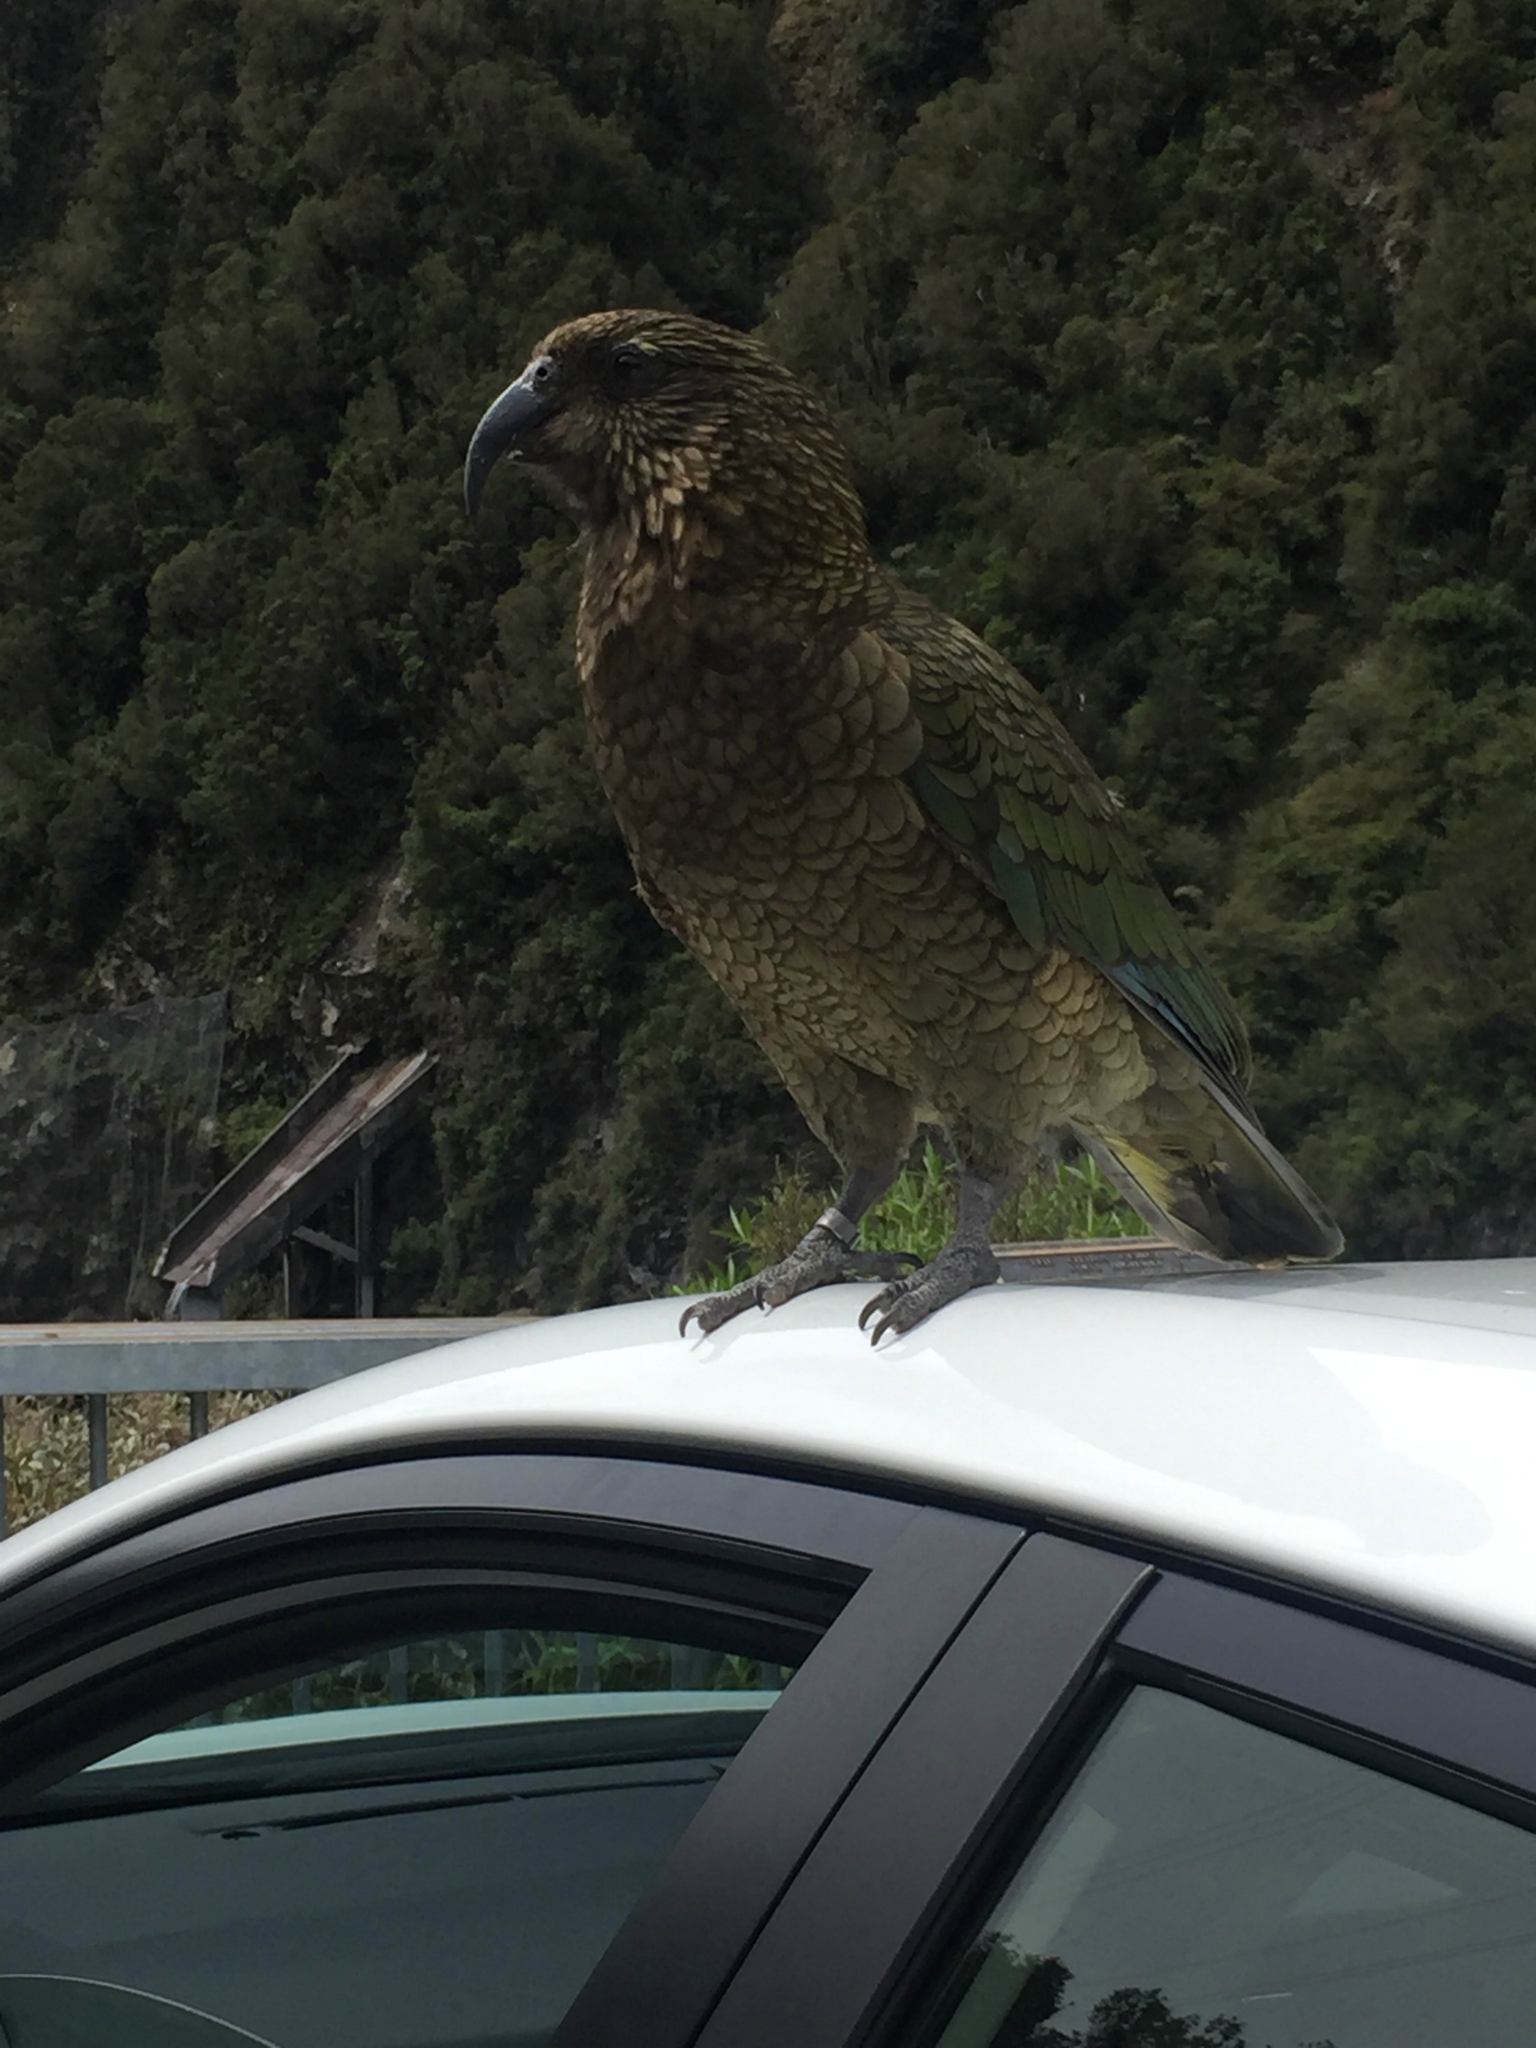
607;342;663;396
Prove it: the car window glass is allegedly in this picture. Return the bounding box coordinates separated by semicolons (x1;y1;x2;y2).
906;1686;1536;2048
0;1973;280;2046
0;1621;788;2048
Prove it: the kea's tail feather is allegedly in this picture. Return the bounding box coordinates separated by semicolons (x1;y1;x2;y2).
1078;1096;1342;1266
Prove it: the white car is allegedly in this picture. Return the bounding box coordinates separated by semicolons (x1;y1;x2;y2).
0;1262;1532;2048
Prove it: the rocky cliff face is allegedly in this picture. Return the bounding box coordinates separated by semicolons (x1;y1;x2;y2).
0;996;224;1318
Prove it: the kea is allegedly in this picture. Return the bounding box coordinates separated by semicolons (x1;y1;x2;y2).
464;309;1342;1341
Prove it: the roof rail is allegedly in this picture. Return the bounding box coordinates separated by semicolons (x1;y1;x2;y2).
994;1238;1224;1283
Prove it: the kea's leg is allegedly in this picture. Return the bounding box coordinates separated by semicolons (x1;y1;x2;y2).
679;1065;920;1338
679;1162;918;1337
857;1166;1007;1345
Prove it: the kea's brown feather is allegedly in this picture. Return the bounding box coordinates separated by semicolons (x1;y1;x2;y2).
470;308;1341;1270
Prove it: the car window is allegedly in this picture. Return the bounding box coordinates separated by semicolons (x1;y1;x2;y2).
0;1974;280;2046
906;1687;1536;2048
0;1622;787;2048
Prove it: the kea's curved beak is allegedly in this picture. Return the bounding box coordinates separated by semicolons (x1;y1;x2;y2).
464;360;555;520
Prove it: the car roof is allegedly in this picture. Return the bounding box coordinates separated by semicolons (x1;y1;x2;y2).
3;1260;1535;1656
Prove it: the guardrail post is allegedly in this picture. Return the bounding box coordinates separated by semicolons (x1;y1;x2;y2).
86;1394;108;1490
188;1391;209;1440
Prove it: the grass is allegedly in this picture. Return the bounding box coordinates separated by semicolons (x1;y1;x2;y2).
2;1390;285;1535
682;1142;1146;1293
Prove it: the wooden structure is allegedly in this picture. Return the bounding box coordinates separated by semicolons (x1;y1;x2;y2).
154;1047;436;1319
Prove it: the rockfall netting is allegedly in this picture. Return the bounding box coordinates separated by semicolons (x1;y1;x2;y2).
0;995;226;1320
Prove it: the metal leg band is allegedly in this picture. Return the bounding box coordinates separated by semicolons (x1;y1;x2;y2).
815;1206;860;1248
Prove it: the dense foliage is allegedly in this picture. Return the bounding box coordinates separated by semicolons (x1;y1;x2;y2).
4;0;1536;1310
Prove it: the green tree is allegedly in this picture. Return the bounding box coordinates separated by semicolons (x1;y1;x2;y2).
10;0;1536;1307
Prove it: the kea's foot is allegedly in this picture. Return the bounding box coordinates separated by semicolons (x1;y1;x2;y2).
680;1224;919;1338
858;1240;1001;1345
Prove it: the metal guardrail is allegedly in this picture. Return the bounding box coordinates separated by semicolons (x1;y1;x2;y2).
0;1319;529;1534
0;1246;1212;1534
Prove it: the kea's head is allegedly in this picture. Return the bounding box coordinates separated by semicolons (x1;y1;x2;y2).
464;309;865;566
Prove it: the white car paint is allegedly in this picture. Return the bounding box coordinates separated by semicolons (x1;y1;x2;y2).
3;1262;1534;1655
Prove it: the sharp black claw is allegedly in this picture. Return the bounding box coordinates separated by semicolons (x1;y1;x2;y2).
679;1278;767;1338
866;1295;913;1345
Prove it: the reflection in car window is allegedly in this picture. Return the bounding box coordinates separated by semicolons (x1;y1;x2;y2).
0;1973;283;2047
197;1629;785;1724
909;1688;1536;2048
0;1626;788;2048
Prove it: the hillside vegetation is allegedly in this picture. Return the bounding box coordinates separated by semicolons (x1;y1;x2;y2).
3;0;1536;1313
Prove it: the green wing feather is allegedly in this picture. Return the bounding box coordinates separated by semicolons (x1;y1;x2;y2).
883;580;1253;1105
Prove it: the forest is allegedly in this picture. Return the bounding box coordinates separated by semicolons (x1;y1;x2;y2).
3;0;1536;1315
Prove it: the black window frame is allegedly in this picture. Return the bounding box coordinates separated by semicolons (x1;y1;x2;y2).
0;1447;1035;2048
683;1536;1536;2048
688;1533;1154;2048
1113;1573;1536;1827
